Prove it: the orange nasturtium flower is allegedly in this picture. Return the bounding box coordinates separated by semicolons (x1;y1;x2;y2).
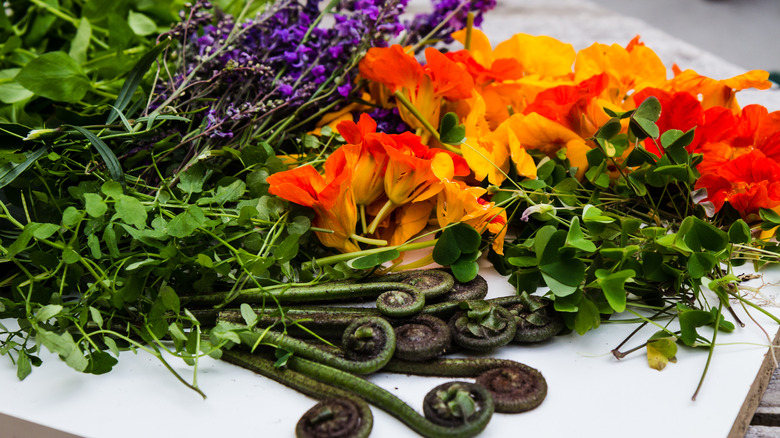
436;179;507;255
694;149;780;220
266;148;360;253
664;67;772;111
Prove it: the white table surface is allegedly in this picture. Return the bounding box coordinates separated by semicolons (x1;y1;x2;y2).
1;259;779;438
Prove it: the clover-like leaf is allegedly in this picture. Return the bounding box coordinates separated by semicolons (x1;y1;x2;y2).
439;112;465;145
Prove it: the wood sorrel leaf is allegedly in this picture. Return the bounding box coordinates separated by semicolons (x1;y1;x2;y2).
439;112;465;145
565;216;597;252
678;307;714;346
647;333;677;371
728;219;751;244
15;52;90;103
595;269;635;313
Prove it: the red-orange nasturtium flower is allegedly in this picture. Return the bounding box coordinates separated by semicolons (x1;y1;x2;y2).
336;113;392;206
436;179;507;254
694;149;780;220
266;148;360;253
359;45;474;139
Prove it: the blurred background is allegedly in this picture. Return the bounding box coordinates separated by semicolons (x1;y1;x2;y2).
587;0;780;74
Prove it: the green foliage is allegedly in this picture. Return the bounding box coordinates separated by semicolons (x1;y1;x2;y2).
490;95;775;369
432;223;482;282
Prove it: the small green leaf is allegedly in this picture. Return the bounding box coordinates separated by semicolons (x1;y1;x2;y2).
115;195;147;228
83;193;108;217
595;269;635;313
439;112;465;144
759;208;780;224
595;117;622;140
565;217;597;252
274;234;300;263
16;352;32;380
451;258;479;283
678;308;714;346
574;297;600;335
167;206;207;238
89;307;104;328
728;219;751;244
347;249;401;269
433;228;461;266
127;11;157;36
68;125;125;188
647;334;677;371
687;252;717;279
85;351;118;375
15;52;90;102
240;303;258;327
36;304;63;322
159;285;180;314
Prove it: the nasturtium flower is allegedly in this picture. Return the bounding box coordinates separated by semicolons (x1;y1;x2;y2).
337;114;393;206
506;112;590;179
436;179;507;254
358;45;474;137
377;200;436;247
574;37;667;108
665;68;772;110
266;149;360;253
460;94;513;184
694;149;780;220
493;33;576;79
523;73;610;139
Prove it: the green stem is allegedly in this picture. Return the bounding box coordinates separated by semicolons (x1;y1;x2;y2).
692;301;723;401
308;238;437;268
350;233;387;246
366;199;396;235
393;91;461;155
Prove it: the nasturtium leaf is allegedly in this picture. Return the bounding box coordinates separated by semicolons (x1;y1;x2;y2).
565;217;597;252
289;216;311;235
83;193;108;217
678;308;714;346
728;219;751;244
647;334;677;371
439;112;465;144
347;249;401;269
115;195;147;229
595;269;635;313
213;180;246;205
15;52;90;103
167;206;207;238
237;205;259;227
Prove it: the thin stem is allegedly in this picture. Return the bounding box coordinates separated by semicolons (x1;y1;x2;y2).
692;301;723;401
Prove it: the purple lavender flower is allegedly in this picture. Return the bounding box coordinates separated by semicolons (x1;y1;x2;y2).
406;0;497;45
150;0;410;151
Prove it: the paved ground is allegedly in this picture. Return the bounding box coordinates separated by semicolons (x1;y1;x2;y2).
586;0;780;73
